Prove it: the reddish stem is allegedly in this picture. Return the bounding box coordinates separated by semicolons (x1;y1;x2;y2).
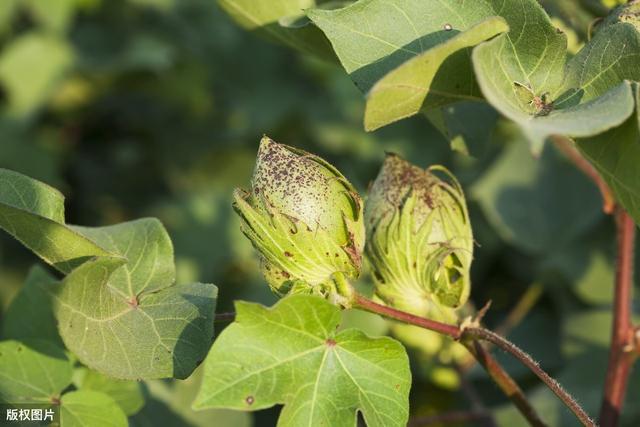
352;294;461;338
352;294;596;427
600;208;636;427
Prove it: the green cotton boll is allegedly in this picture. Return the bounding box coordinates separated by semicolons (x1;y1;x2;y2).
233;136;365;305
365;154;473;322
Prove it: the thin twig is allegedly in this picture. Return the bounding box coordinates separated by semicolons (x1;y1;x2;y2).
352;294;596;427
463;328;595;427
408;410;492;427
463;341;547;427
352;294;460;338
600;208;636;427
551;135;615;214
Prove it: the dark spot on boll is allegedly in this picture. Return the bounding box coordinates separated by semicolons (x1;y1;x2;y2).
245;396;255;405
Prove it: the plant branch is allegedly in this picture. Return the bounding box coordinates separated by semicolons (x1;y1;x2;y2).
463;327;594;427
352;294;460;338
460;283;543;372
600;208;637;427
352;293;596;427
463;340;547;427
551;135;615;214
408;410;492;427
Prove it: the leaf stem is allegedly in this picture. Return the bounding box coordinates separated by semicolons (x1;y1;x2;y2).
600;207;637;427
352;293;596;427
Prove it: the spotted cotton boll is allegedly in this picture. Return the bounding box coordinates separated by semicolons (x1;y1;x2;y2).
233;136;365;306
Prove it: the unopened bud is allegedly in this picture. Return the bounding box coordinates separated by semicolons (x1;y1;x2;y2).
365;154;473;322
233;136;364;305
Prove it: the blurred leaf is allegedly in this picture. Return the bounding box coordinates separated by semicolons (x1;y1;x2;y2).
471;122;602;253
218;0;336;59
60;390;128;427
540;222;615;305
1;266;62;346
0;339;73;403
562;309;611;357
0;0;18;35
25;0;77;32
578;85;640;225
194;295;411;427
74;367;145;416
474;13;640;151
0;33;73;116
427;101;500;158
132;366;251;427
0;120;65;188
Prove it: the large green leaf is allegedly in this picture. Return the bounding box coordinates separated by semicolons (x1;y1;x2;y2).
363;17;507;130
60;390;128;427
0;169;218;380
473;11;640;151
0;339;73;403
308;0;503;129
193;295;411;427
54;253;217;380
217;0;336;60
578;85;640;225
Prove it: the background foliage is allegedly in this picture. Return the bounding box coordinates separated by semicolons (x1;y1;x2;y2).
0;0;638;425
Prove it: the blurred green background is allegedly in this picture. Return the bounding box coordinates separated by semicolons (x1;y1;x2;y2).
0;0;638;426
